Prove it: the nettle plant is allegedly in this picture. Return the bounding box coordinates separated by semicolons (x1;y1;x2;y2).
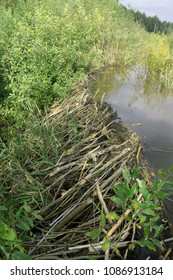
87;167;172;254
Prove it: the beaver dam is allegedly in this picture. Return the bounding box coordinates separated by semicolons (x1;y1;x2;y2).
1;89;172;260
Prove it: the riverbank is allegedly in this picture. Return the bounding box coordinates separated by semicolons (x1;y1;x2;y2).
1;84;173;260
32;88;173;260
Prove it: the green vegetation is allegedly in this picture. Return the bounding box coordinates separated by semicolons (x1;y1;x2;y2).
0;0;173;135
0;0;142;135
87;167;172;255
0;0;173;259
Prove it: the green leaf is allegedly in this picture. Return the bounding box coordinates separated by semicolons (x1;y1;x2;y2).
16;221;31;231
102;237;111;251
132;201;140;211
16;208;23;219
106;212;120;221
154;192;168;200
152;239;163;249
87;256;96;260
113;183;128;201
122;168;131;184
110;196;123;205
144;225;150;238
31;210;43;221
139;186;150;200
136;178;146;189
128;183;138;199
100;213;106;228
168;166;173;173
4;229;17;241
23;202;31;213
142;208;155;216
11;251;32;260
150;215;160;223
86;229;101;240
131;167;141;178
113;246;122;258
0;222;17;241
152;181;160;192
158;169;166;180
153;224;164;238
138;214;147;224
153;205;161;211
70;120;78;134
26;217;34;227
138;240;156;251
140;201;154;209
146;242;156;252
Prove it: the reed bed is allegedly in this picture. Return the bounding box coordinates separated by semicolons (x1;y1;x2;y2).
19;89;146;260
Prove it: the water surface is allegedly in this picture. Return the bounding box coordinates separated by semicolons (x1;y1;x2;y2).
92;66;173;221
93;66;173;171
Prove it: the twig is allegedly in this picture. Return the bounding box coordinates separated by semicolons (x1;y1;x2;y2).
96;181;113;225
106;193;143;238
29;199;92;255
49;144;129;177
104;246;110;260
67;240;131;253
163;248;172;260
162;237;173;243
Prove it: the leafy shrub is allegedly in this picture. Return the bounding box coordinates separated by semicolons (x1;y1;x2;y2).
0;0;143;130
86;167;172;255
146;34;170;73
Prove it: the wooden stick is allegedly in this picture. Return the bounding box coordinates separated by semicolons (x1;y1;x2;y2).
49;144;130;177
96;181;113;225
107;193;143;238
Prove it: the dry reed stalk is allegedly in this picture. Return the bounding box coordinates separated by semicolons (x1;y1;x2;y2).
26;89;145;259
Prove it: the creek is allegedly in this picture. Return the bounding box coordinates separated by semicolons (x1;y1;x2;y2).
92;65;173;223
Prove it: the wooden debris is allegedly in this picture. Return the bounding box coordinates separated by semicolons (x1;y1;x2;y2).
27;90;145;259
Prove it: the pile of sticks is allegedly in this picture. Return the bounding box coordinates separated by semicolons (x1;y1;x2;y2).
28;89;143;259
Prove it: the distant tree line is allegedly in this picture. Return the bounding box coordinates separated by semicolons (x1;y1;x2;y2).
129;9;173;34
120;4;173;34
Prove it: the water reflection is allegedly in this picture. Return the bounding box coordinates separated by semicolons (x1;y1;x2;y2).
92;66;173;171
93;65;173;222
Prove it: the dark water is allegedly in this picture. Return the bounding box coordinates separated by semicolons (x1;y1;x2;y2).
92;66;173;222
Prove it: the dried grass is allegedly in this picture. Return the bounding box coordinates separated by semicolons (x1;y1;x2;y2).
23;89;144;259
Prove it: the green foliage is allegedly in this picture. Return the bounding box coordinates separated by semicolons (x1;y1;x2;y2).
0;219;30;260
145;34;170;73
86;229;101;241
86;167;171;255
106;212;120;221
0;0;173;137
0;0;144;137
0;192;42;259
0;114;67;259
